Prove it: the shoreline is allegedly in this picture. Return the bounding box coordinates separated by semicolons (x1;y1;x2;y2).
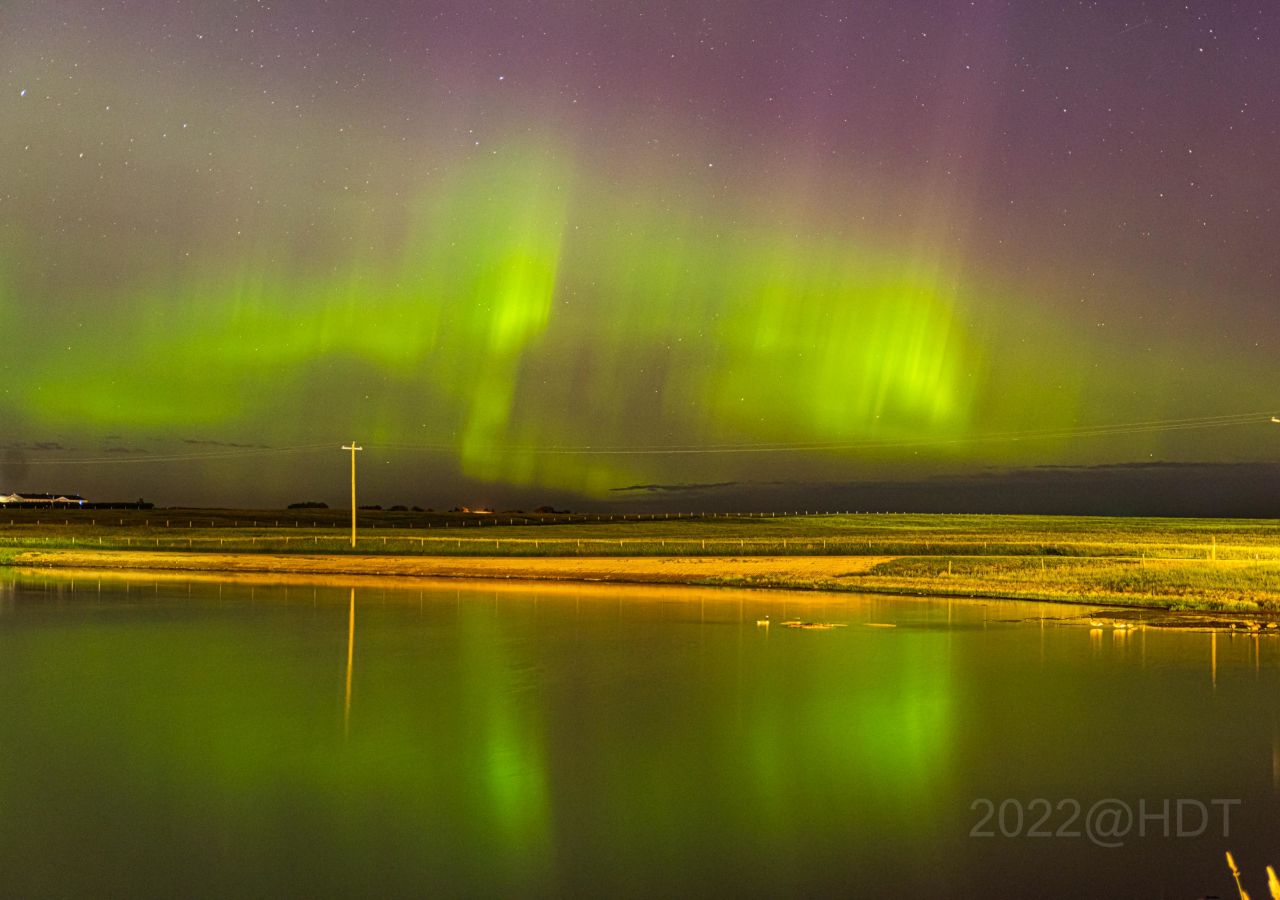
6;547;1280;632
4;548;892;587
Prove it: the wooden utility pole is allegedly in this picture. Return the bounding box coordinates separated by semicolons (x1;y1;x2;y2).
342;443;363;547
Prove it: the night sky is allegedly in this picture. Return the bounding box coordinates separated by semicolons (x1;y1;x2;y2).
2;1;1277;512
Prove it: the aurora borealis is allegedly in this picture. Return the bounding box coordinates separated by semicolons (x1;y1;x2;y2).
1;1;1277;509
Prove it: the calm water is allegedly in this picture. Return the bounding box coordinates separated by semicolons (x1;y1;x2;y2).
2;570;1279;898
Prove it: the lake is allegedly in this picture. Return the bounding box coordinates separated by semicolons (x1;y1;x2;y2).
1;569;1277;898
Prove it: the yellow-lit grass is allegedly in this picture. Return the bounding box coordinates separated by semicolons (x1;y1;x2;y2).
864;557;1280;612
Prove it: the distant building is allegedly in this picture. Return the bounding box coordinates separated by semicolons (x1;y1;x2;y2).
0;492;88;508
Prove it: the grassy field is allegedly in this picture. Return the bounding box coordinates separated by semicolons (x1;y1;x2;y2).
2;509;1279;614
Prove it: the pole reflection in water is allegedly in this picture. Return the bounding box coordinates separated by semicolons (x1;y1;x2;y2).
1211;630;1218;689
345;588;355;737
1273;729;1280;791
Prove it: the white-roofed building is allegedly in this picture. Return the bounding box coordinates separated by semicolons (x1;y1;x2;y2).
0;492;87;507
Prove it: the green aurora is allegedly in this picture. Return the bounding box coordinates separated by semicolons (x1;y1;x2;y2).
2;0;1276;507
3;135;1262;505
4;143;991;495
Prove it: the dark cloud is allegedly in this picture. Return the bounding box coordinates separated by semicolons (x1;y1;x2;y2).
2;441;70;452
612;481;740;494
1027;461;1258;472
182;439;268;449
597;464;1280;518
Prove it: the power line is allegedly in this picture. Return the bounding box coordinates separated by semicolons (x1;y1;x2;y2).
377;411;1274;456
14;443;334;466
6;411;1274;466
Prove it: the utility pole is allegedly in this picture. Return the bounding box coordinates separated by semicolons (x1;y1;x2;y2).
342;442;363;548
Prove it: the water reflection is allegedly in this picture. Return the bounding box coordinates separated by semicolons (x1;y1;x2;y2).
1273;730;1280;791
0;571;1277;898
344;588;355;737
1212;629;1218;688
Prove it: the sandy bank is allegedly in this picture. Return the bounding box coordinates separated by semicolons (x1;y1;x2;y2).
7;548;892;587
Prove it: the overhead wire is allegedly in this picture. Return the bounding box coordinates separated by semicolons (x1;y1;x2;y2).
7;412;1273;465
